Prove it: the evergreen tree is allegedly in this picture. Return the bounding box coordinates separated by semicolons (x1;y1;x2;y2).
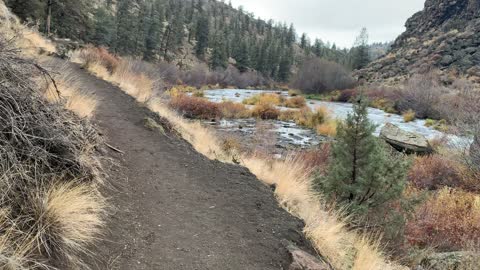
235;40;250;72
300;33;308;49
278;46;293;82
195;15;210;60
5;0;46;25
144;0;165;61
351;27;370;70
210;34;228;69
115;0;138;55
92;7;116;47
316;96;410;216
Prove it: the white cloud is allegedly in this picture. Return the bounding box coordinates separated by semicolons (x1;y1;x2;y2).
228;0;425;47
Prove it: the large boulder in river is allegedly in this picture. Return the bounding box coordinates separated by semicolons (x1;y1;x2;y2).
380;123;432;154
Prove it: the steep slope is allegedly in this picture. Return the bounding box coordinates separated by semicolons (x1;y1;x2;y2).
356;0;480;85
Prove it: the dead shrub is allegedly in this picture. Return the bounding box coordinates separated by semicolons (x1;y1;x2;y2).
408;155;467;190
285;96;307;108
219;101;251;118
251;103;281;120
397;73;446;119
169;94;221;120
72;46;119;72
291;144;331;173
336;88;359;102
291;57;356;94
406;188;480;251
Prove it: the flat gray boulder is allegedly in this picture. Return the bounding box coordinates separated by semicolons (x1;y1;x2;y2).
380;123;433;154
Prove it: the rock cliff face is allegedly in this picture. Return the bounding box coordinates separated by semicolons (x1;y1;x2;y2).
356;0;480;85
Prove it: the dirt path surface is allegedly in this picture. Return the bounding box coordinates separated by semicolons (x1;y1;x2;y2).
62;62;314;270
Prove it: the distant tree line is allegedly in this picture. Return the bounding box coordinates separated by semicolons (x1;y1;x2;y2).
6;0;379;85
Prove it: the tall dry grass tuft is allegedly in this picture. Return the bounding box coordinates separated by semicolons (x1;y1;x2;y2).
40;61;98;118
71;46;405;270
30;182;106;263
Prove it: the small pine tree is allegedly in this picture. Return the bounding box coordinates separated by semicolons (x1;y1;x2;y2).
316;96;410;216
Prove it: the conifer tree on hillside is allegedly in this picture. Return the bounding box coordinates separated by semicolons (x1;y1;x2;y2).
115;0;139;55
194;14;210;60
92;7;116;48
210;33;228;69
317;96;411;216
144;0;165;61
351;27;370;70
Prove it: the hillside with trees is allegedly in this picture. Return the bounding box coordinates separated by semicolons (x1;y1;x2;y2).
5;0;375;85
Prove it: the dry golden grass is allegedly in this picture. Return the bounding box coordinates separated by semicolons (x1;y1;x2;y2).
243;93;283;106
317;120;337;137
72;49;153;103
71;48;406;270
402;109;416;122
0;5;55;58
33;182;106;254
41;61;98;118
65;91;98;118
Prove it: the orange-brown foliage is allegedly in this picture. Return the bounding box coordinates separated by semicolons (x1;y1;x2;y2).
408;155;472;191
75;46;119;72
406;188;480;251
251;103;281;120
218;101;250;118
285;96;307;108
169;94;221;120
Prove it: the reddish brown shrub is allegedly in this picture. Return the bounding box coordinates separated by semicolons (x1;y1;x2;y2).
78;46;119;72
218;101;250;118
336;89;358;102
284;96;307;108
405;188;480;251
169;95;221;120
292;144;331;173
251;103;281;120
408;155;468;191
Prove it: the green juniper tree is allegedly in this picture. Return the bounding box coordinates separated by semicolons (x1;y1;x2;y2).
317;96;411;217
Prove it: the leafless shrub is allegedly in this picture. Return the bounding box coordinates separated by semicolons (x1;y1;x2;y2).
397;73;447;119
291;57;356;94
447;80;480;173
157;61;181;85
182;63;209;88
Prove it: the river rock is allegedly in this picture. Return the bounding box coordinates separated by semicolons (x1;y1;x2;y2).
380;123;433;154
419;251;480;270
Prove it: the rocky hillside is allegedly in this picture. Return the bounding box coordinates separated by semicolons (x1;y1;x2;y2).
356;0;480;85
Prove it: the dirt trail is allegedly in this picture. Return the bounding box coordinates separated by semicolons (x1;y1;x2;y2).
58;62;316;270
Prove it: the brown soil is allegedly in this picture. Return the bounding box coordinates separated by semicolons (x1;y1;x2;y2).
59;62;317;269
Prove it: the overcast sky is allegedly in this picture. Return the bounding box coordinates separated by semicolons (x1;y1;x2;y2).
228;0;425;48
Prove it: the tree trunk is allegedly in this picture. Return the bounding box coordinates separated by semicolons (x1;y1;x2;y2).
46;0;52;35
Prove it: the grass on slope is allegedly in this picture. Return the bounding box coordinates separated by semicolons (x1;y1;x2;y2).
0;3;106;268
